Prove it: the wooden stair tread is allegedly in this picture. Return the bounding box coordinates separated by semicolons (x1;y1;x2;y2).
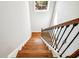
16;32;53;58
17;54;52;58
18;50;52;53
22;45;48;50
17;50;52;58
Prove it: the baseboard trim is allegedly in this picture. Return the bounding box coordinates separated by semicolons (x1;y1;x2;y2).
8;33;31;58
40;37;60;58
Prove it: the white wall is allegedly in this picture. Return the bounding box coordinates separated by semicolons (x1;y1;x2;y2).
51;1;79;57
53;1;79;25
29;1;55;32
0;1;31;57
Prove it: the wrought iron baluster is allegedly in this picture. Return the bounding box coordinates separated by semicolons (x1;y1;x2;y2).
57;27;63;40
51;28;55;46
52;28;55;38
56;25;69;50
56;27;61;38
52;28;57;47
53;27;59;48
51;28;54;39
54;27;59;37
51;28;55;39
52;28;58;47
55;26;64;50
54;27;61;49
60;32;79;57
52;30;56;47
57;23;78;52
52;28;56;46
53;28;56;36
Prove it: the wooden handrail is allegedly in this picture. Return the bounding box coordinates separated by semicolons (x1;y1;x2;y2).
66;49;79;58
43;18;79;30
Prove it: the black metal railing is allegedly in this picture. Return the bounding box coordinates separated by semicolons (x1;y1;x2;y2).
41;18;79;57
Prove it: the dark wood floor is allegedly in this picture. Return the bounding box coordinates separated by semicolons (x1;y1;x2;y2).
16;32;53;58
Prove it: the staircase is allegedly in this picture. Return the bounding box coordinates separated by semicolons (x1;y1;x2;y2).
16;18;79;58
16;32;53;58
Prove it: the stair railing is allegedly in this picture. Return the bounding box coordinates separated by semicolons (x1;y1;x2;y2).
41;18;79;57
